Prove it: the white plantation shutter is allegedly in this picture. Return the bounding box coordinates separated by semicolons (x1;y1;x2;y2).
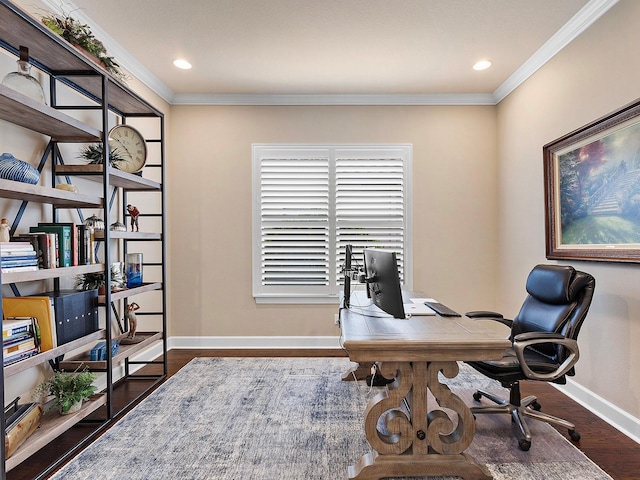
335;154;406;283
253;144;412;303
259;156;330;288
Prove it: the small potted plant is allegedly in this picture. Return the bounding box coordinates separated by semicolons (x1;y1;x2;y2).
76;263;126;294
79;144;126;168
33;369;97;415
76;270;106;294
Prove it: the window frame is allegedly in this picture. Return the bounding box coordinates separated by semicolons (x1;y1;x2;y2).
252;143;413;304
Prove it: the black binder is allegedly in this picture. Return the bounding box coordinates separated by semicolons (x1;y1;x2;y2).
39;289;99;345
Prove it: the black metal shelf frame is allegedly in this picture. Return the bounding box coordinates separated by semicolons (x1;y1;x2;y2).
0;1;168;478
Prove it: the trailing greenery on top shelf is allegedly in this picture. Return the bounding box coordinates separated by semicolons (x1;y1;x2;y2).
41;12;127;83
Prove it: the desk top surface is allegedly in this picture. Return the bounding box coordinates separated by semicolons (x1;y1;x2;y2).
340;291;511;363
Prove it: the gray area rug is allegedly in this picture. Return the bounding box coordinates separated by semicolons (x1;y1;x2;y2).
50;357;612;479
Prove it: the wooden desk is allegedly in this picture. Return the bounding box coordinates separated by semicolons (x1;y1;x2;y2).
340;291;510;480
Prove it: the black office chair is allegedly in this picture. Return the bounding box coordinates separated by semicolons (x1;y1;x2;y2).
465;264;595;451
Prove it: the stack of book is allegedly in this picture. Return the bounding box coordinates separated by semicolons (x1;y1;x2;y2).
3;317;40;366
0;242;39;273
12;232;54;269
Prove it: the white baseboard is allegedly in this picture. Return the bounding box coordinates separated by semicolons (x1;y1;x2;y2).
114;335;640;446
554;378;640;444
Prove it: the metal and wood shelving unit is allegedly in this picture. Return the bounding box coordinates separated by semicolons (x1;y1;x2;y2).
0;1;167;478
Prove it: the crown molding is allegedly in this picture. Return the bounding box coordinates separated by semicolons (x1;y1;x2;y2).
41;0;618;107
171;93;497;106
493;0;619;102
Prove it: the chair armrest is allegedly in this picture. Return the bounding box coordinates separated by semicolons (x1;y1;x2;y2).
513;333;579;381
513;332;565;342
465;311;513;328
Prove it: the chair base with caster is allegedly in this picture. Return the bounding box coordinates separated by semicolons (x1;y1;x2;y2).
471;382;581;451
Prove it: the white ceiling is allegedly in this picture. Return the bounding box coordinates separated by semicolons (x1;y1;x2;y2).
37;0;618;105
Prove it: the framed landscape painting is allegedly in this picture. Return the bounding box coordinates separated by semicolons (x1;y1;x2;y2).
544;98;640;263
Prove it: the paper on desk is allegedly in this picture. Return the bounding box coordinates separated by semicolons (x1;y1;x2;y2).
409;298;438;304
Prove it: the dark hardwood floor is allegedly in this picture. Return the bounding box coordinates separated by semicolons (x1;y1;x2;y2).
7;349;639;480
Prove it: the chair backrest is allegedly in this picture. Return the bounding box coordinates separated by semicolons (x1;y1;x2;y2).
511;264;596;367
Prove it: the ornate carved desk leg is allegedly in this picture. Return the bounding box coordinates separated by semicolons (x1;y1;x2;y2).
348;361;492;480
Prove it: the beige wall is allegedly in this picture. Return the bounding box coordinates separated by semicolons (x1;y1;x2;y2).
167;105;499;338
497;0;640;420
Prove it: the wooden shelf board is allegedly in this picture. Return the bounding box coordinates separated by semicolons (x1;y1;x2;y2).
0;85;101;142
55;165;161;191
0;2;159;117
57;332;163;371
5;394;107;471
95;231;162;241
1;263;105;285
0;178;102;208
98;283;163;303
66;76;160;117
4;329;106;377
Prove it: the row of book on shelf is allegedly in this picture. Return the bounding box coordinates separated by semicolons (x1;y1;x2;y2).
0;222;97;273
2;290;100;367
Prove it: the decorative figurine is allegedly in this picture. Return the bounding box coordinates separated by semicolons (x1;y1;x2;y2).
126;204;140;232
125;302;139;337
84;214;105;232
109;221;126;232
0;218;10;242
121;302;143;344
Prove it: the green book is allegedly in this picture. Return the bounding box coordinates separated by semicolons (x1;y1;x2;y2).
38;222;77;266
29;224;72;267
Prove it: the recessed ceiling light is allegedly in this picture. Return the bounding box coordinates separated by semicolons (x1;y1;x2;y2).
473;60;492;71
173;59;192;70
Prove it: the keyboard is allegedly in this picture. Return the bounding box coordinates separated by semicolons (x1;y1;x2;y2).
424;301;461;317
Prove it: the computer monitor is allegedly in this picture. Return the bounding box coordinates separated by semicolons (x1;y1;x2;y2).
363;248;405;319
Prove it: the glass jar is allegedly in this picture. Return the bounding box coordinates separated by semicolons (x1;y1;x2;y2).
126;253;143;288
110;261;126;290
1;46;46;104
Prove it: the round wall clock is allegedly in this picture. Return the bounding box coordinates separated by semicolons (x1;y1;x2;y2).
108;125;147;173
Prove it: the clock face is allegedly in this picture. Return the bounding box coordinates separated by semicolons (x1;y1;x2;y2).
108;125;147;173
